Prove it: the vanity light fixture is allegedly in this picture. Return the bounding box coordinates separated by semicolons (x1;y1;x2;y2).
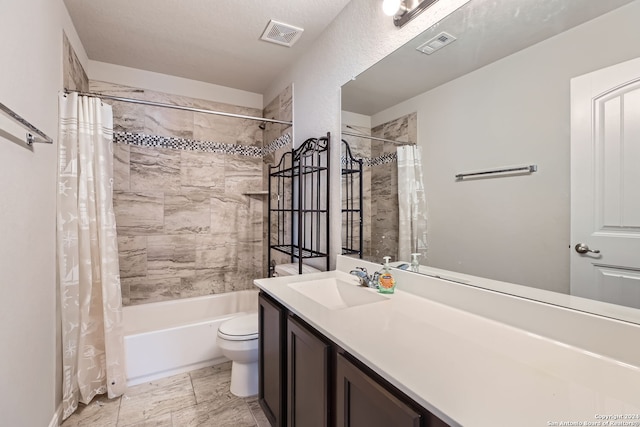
383;0;440;27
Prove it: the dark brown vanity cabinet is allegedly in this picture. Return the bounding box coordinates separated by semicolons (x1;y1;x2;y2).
259;292;287;427
287;315;331;427
258;291;450;427
335;353;448;427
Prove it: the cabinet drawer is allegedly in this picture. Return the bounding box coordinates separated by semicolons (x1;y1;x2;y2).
336;352;449;427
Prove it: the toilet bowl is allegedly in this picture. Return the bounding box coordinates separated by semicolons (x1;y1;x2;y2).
216;312;259;397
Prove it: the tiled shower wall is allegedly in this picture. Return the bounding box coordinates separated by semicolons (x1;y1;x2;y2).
341;112;416;263
63;33;292;306
92;81;292;305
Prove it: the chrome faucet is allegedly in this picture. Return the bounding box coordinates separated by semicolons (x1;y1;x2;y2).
349;267;380;288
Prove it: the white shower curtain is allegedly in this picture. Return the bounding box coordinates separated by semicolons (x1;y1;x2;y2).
397;145;428;262
57;92;126;420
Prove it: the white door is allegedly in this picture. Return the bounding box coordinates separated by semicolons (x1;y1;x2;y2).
571;56;640;309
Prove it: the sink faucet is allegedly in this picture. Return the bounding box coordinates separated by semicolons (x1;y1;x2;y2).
349;267;380;288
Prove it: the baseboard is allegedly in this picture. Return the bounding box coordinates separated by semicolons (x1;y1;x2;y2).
48;403;63;427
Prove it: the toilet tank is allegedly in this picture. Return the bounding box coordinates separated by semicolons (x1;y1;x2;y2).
274;263;320;277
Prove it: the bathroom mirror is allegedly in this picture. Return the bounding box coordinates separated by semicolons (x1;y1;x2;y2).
341;0;640;324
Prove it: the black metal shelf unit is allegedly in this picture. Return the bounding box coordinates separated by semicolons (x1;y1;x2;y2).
268;133;330;276
341;139;363;258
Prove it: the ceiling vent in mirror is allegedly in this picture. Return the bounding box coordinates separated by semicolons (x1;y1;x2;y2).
416;32;456;55
260;20;304;47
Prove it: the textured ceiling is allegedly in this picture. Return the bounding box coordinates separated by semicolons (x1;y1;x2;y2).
63;0;352;94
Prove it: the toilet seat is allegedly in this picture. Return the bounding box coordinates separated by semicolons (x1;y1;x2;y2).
217;312;258;341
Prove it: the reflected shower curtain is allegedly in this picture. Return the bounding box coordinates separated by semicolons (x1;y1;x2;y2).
397;145;428;262
57;93;126;420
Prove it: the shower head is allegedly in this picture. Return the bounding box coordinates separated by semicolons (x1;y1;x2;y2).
258;121;267;130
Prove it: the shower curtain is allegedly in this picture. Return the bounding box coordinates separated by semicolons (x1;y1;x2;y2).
397;145;428;262
57;92;126;420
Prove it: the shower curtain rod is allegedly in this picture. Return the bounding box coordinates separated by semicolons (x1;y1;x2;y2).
63;90;293;126
341;130;409;145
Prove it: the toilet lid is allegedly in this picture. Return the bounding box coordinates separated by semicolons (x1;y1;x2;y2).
217;312;258;341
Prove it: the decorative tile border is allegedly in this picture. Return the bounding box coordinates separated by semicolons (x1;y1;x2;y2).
262;133;292;156
114;131;291;159
341;152;398;167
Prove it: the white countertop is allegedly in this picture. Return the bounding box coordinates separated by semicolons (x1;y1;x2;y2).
254;268;640;427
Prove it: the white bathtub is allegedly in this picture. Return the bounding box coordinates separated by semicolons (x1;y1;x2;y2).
123;290;259;386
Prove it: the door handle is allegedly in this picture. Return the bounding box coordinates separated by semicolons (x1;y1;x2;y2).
575;243;600;254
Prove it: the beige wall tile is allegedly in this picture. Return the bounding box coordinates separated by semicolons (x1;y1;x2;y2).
224;269;258;293
89;80;146;98
193;113;262;147
95;83;295;305
180;270;226;297
210;194;249;235
125;277;182;305
195;234;238;271
117;236;147;278
89;81;148;133
113;143;130;191
130;146;181;193
62;32;89;92
144;105;194;139
164;192;211;234
113;191;164;235
225;156;262;194
147;235;196;279
180;151;225;193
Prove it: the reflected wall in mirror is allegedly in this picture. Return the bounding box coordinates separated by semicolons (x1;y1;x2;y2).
341;0;640;323
341;113;421;261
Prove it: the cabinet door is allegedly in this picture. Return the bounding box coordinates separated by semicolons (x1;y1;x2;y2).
287;315;331;427
336;352;447;427
259;292;287;427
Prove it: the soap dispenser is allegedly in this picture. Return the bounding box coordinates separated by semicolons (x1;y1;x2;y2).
378;256;396;294
410;253;420;273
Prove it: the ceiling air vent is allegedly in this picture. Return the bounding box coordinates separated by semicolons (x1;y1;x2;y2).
416;32;457;55
260;20;304;47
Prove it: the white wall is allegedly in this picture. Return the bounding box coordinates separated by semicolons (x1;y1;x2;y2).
265;0;472;267
89;61;263;109
341;111;371;130
369;1;640;293
0;1;87;426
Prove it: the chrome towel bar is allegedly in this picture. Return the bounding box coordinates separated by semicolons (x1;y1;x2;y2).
455;164;537;180
0;101;53;146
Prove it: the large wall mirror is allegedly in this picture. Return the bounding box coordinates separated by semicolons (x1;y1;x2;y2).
340;0;640;324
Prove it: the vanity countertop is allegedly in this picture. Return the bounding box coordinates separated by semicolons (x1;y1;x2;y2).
254;268;640;427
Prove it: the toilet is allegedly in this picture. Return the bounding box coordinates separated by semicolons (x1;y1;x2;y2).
217;312;259;397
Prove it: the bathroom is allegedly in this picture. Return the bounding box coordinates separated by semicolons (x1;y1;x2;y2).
2;0;640;426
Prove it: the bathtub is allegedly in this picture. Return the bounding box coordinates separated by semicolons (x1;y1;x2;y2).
123;289;259;386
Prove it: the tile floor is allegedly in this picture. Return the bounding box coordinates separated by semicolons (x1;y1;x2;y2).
61;362;270;427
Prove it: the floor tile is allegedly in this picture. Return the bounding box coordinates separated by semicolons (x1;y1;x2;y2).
189;361;232;380
245;396;270;427
61;394;121;427
171;399;256;427
60;363;269;427
118;412;173;427
190;363;238;407
118;373;196;424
